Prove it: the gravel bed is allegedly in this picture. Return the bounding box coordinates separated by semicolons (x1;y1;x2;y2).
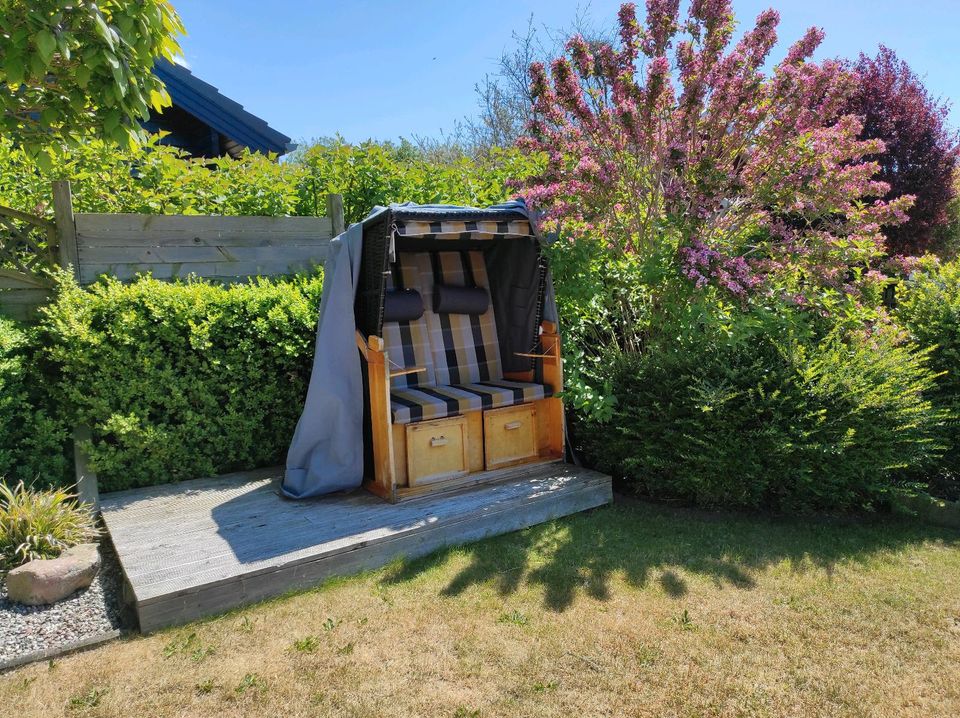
0;541;132;666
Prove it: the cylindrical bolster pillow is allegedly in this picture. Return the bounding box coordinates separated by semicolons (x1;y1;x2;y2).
433;285;490;315
382;289;424;322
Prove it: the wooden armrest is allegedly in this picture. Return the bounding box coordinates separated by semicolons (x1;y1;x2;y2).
514;352;553;359
390;365;426;378
355;331;368;359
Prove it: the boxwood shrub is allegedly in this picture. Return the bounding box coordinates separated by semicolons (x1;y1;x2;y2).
0;317;70;487
37;272;323;492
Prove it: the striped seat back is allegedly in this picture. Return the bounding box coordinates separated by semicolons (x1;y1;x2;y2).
422;251;502;385
381;253;436;389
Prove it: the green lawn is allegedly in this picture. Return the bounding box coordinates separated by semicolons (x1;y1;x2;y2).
3;498;959;717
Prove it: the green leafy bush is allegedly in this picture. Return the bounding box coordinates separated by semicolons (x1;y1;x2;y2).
0;481;98;570
0;317;69;487
574;299;947;512
0;136;303;218
291;138;543;224
896;257;960;496
37;271;324;492
0;136;541;228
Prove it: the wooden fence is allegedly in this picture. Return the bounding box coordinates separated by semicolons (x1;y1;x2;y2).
0;181;344;320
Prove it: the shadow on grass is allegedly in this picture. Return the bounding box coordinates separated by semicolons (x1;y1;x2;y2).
382;496;959;611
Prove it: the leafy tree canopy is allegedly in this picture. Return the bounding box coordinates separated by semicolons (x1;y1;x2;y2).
843;46;959;256
0;0;184;165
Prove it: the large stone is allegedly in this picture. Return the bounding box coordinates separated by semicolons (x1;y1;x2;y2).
5;543;101;606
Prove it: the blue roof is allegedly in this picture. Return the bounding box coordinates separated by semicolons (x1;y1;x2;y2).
153;59;295;156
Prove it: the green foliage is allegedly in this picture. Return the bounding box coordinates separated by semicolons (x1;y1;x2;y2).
896;257;960;494
574;297;948;512
0;136;302;218
37;271;324;492
0;480;98;570
0;317;69;486
0;135;539;228
294;137;544;224
0;1;184;162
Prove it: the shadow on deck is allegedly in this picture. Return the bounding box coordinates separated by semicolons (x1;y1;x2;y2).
99;462;612;633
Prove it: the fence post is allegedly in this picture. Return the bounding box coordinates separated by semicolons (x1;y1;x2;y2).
326;193;345;237
52;180;81;283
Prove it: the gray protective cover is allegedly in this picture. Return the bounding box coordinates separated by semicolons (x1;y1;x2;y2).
282;220;367;498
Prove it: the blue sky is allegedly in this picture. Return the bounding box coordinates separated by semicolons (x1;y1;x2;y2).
171;0;960;145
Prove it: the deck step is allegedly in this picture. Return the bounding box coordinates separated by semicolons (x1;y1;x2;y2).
99;462;612;633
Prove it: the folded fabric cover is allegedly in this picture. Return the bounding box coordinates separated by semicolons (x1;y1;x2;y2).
433;285;489;315
382;288;424;322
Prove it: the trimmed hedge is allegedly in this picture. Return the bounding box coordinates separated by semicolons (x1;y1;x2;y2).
37;272;323;492
0;317;69;487
575;319;948;512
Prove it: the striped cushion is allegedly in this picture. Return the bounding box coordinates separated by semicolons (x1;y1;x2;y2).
396;219;531;240
423;251;502;385
390;380;551;425
381;253;435;389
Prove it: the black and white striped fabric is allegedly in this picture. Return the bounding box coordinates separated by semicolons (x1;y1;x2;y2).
380;249;551;424
391;380;549;424
381;253;434;390
395;219;532;241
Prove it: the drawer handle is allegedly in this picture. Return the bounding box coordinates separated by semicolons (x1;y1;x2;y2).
504;421;523;431
430;436;448;447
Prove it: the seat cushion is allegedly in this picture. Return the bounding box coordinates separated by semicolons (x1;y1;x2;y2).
390;380;551;425
423;251;502;385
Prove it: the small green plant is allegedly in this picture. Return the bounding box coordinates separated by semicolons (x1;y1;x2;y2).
292;635;321;653
235;673;267;695
635;644;663;667
0;481;98;570
194;679;215;696
672;609;695;631
322;616;340;631
497;609;529;626
162;632;198;659
237;616;254;633
190;645;216;663
336;642;354;656
67;687;107;710
532;680;558;693
453;708;481;718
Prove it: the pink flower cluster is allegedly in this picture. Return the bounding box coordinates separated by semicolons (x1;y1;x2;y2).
517;1;915;306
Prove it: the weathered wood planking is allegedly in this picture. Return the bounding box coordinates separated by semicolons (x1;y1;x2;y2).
99;462;613;633
74;213;333;285
0;288;52;320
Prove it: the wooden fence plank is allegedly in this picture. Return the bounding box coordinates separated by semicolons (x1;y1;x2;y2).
77;243;331;265
53;181;80;282
75;213;333;238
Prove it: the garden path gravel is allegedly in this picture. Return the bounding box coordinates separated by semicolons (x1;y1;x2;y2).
0;541;131;668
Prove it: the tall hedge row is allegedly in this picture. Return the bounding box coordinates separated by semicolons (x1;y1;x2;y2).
20;272;324;492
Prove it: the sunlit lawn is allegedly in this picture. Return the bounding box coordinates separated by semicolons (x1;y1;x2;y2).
3;498;959;717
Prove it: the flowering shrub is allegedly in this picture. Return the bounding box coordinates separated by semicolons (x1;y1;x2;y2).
519;1;912;308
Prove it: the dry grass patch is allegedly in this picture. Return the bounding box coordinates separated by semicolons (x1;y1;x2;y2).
2;499;960;717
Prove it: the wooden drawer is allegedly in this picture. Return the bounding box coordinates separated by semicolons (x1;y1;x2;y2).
406;416;469;486
484;404;537;470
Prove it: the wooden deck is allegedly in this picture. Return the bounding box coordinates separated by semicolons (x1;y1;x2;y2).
99;461;612;633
